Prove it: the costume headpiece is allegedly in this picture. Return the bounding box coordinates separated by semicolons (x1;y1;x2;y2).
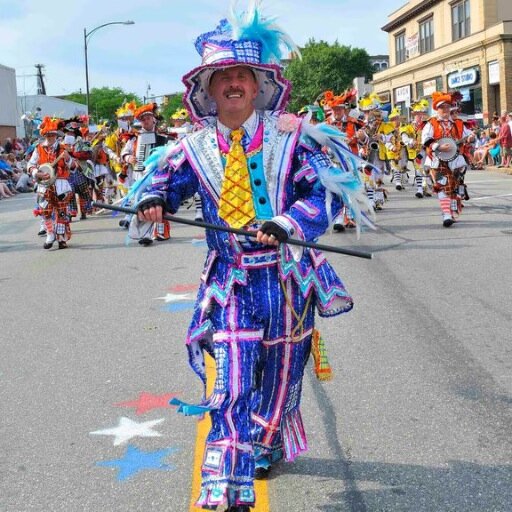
432;91;452;110
116;101;137;119
410;99;429;113
450;90;463;111
40;116;64;136
171;108;189;121
358;92;381;112
182;0;300;122
388;106;402;119
298;105;325;122
134;102;159;120
322;89;358;109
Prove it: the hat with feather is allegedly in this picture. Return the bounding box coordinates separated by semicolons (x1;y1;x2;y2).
410;98;430;113
40;116;65;136
358;92;381;112
134;102;160;120
116;101;138;119
182;0;300;122
322;88;358;109
432;91;452;110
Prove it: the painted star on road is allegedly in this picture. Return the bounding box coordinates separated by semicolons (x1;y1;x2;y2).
96;444;178;481
154;292;195;303
90;417;164;446
115;392;181;415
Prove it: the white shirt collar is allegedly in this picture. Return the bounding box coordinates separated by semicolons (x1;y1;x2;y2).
216;110;259;141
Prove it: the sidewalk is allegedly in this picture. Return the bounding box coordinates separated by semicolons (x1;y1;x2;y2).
482;164;512;175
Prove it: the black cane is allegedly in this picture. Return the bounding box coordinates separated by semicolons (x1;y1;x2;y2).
93;202;373;260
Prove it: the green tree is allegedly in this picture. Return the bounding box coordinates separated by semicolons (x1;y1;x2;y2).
65;87;140;123
284;39;374;113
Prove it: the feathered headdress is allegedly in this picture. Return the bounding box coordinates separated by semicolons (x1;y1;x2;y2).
358;92;381;112
388;106;402;119
171;108;189;121
116;101;138;119
134;103;158;120
432;91;451;110
322;89;357;109
182;0;300;121
410;98;430;113
40;116;64;136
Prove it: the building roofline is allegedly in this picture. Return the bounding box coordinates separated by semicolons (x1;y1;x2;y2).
382;0;442;33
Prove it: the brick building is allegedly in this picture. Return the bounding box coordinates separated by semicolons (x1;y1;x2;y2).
372;0;512;122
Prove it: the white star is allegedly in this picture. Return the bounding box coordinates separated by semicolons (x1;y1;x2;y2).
90;417;164;446
154;293;194;303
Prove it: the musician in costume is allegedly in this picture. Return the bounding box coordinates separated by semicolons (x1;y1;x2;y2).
170;107;204;221
28;117;73;249
121;103;170;244
385;107;410;191
422;91;473;227
408;99;432;198
133;5;372;510
324;89;362;230
357;94;386;210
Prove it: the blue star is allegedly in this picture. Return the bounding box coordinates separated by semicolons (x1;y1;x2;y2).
161;302;195;313
96;445;178;481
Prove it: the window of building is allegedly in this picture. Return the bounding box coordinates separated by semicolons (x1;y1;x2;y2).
419;17;434;54
395;32;406;64
381;62;388;69
452;0;471;41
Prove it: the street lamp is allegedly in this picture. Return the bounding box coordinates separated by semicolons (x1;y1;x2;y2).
83;20;135;115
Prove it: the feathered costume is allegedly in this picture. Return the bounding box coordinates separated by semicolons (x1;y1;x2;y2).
133;2;374;508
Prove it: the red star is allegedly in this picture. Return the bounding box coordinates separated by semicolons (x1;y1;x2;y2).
169;284;198;293
114;392;181;415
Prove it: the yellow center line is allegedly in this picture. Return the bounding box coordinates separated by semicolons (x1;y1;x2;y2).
189;354;270;511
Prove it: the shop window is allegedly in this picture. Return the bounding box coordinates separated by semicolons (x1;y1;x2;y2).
419;17;434;54
395;32;406;64
452;0;471;41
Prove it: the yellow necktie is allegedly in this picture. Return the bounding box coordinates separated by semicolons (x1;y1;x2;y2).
218;128;256;229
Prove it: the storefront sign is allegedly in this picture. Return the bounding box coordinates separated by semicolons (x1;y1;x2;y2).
459;88;471;102
447;68;479;88
488;61;500;85
423;79;437;96
395;85;411;103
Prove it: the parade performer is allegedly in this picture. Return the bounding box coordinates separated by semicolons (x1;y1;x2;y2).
29;117;74;249
357;95;386;210
121;103;170;243
386;106;410;191
409;99;432;198
422;91;473;227
170;107;204;221
133;4;372;510
109;101;137;203
324;90;362;230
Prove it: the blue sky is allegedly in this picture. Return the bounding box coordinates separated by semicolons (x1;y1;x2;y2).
1;0;406;100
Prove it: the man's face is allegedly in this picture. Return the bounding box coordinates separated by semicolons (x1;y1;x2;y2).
437;103;451;119
46;134;57;145
140;114;156;131
209;66;258;118
333;106;345;121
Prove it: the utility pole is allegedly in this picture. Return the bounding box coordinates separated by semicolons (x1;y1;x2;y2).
35;64;46;95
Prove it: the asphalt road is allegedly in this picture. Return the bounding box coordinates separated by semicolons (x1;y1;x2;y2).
1;169;511;512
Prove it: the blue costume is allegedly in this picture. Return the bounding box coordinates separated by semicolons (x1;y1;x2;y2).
133;5;372;510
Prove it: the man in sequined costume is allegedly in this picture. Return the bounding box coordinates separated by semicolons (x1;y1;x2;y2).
134;6;366;511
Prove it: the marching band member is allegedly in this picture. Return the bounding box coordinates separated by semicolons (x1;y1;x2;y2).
121;103;170;244
422;91;474;227
409;99;432;198
324;89;362;230
28;117;74;249
387;107;409;191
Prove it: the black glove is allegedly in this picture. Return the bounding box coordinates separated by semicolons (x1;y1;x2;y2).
137;196;167;215
259;221;289;242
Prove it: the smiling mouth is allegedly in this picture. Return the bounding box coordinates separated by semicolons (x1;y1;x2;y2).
226;92;243;99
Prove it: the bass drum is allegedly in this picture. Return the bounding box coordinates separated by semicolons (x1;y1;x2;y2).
435;137;459;162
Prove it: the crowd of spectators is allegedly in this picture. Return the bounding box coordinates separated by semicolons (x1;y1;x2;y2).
0;137;35;199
